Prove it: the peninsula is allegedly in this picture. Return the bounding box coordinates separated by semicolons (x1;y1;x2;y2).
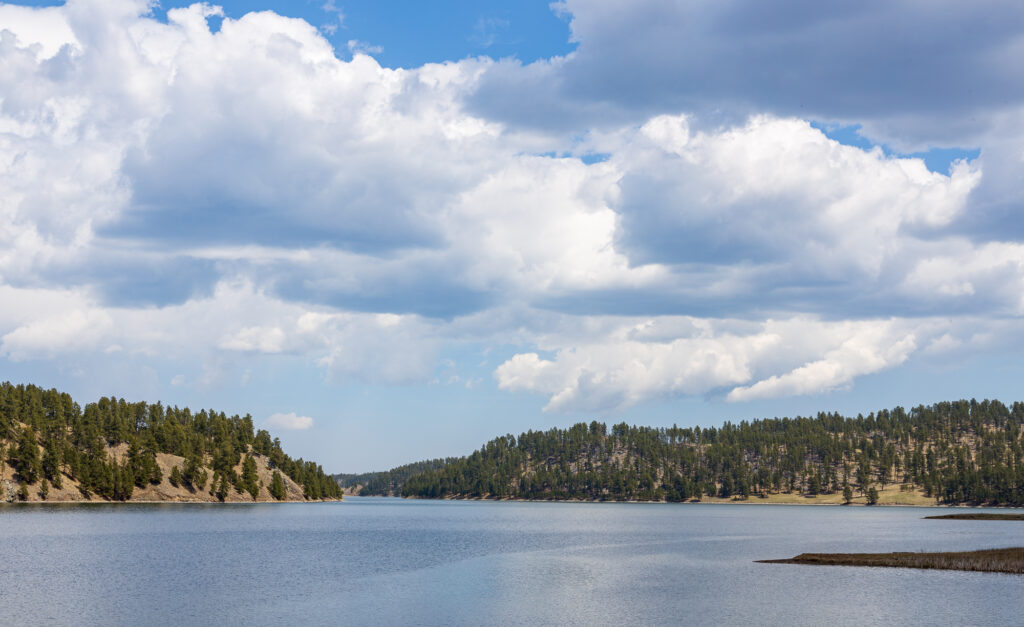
757;548;1024;575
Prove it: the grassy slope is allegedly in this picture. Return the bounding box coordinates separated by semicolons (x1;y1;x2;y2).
434;482;939;506
0;442;314;503
697;483;935;506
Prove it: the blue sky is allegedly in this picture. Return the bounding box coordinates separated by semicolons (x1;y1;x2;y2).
148;0;577;67
1;0;1022;472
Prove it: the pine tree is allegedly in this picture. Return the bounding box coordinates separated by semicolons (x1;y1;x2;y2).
182;455;204;490
215;473;228;502
42;440;61;483
114;463;134;501
269;470;286;501
807;472;822;495
148;454;163;485
14;427;42;484
169;465;182;488
95;457;114;499
242;455;259;500
193;467;208;491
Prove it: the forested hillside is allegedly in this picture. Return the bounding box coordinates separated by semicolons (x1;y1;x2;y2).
334;458;457;495
0;382;342;502
400;400;1024;506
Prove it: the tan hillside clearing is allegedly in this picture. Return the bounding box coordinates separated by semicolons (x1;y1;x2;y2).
2;443;321;503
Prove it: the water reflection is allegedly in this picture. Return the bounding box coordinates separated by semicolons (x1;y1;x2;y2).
1;499;1022;625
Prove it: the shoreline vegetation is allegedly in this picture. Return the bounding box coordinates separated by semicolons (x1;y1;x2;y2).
757;548;1024;575
1;382;342;503
340;399;1024;507
353;492;1024;508
399;493;1022;508
924;513;1024;520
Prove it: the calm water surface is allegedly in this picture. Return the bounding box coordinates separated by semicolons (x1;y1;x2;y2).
1;498;1022;626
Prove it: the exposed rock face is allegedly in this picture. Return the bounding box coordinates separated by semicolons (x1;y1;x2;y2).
2;479;17;503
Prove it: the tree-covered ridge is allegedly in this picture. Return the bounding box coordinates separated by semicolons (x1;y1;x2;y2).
0;382;341;502
334;458;458;496
401;400;1024;506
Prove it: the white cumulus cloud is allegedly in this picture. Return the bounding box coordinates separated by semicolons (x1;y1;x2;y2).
496;316;938;412
0;0;1022;416
265;412;314;430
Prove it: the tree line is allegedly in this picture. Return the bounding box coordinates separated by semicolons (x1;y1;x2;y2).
0;382;341;501
396;399;1024;506
334;458;458;495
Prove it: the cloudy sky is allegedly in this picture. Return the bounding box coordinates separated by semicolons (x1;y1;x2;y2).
2;0;1023;472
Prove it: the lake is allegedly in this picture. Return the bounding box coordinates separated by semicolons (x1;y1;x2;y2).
1;498;1022;625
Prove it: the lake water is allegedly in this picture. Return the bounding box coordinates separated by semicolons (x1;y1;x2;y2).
1;498;1022;626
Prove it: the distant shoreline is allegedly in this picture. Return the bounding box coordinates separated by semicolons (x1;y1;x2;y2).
0;498;342;505
390;494;1024;508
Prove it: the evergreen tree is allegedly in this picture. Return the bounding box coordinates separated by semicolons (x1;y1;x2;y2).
242;455;259;500
215;473;229;502
182;454;204;490
148;455;163;485
42;440;61;484
13;427;42;484
269;471;286;500
193;467;208;491
807;472;822;495
114;462;134;501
